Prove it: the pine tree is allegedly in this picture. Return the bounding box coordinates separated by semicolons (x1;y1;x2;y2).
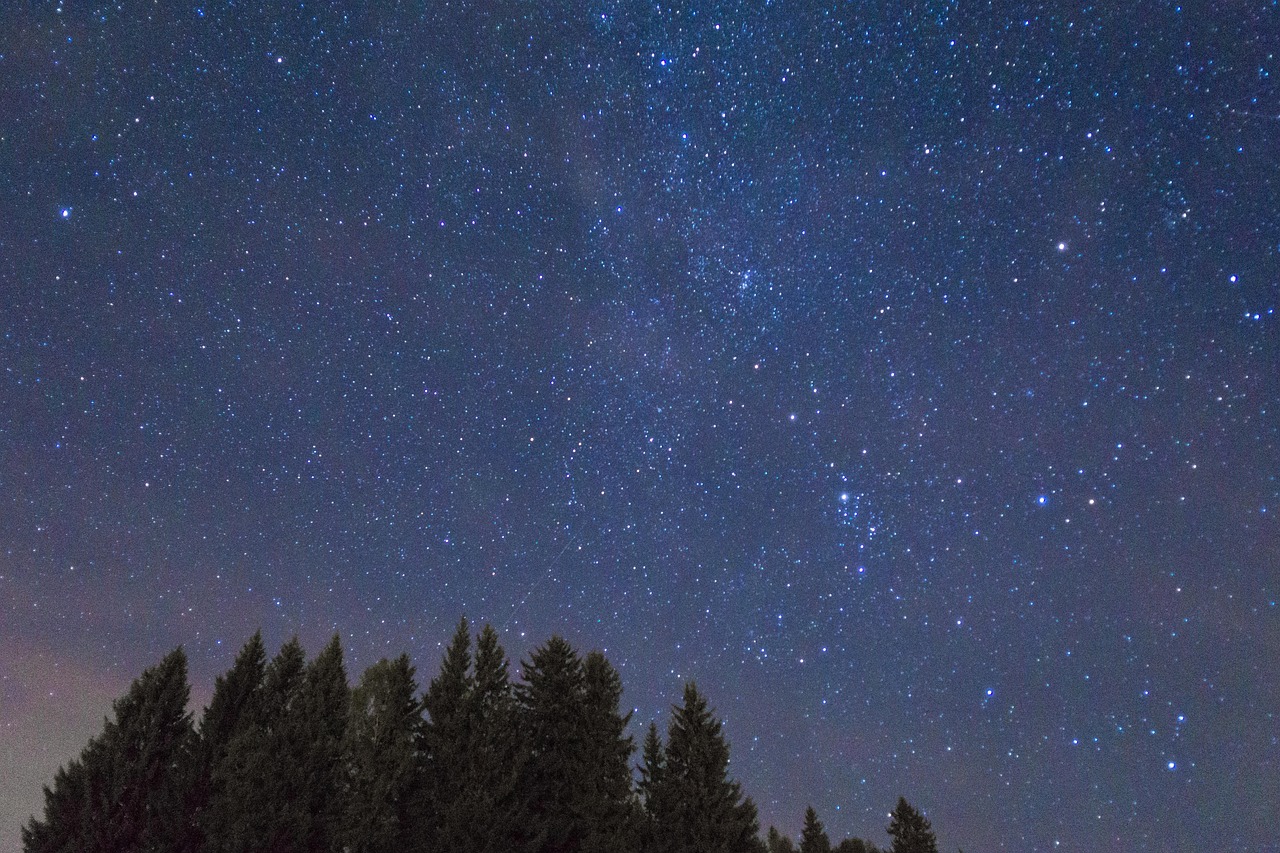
150;632;268;853
340;654;422;853
454;623;527;853
419;618;474;852
203;637;306;852
293;635;350;850
580;650;639;853
201;632;270;758
885;798;937;853
833;840;880;853
515;634;588;853
799;807;832;853
766;826;797;853
23;647;194;853
652;682;760;853
637;721;667;851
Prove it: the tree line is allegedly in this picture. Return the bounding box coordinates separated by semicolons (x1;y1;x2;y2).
23;619;941;853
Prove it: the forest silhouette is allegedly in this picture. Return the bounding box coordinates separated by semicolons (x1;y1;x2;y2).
22;619;941;853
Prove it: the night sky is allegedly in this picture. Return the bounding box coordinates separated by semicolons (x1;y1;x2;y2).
2;1;1278;850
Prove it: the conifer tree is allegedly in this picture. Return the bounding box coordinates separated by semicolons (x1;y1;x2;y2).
516;635;589;853
158;632;268;852
580;651;639;853
833;840;880;853
767;826;797;853
202;635;309;845
340;654;422;853
452;623;527;853
419;618;474;852
885;798;937;853
201;632;269;757
800;807;832;853
651;682;760;853
293;635;350;849
637;721;667;850
23;647;194;853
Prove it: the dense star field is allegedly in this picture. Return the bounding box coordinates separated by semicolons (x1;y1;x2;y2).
2;1;1277;850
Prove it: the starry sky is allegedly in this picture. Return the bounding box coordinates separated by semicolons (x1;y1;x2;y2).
1;1;1278;850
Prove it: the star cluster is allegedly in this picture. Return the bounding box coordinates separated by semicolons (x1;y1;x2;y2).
2;1;1277;850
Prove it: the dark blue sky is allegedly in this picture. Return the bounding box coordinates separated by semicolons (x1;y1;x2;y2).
2;1;1277;850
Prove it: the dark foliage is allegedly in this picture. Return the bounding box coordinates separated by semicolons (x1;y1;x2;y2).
339;654;421;853
22;648;193;853
649;682;760;853
800;806;832;853
886;797;938;853
23;627;948;853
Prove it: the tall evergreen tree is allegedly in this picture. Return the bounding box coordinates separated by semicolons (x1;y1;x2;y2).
515;635;588;853
799;807;832;853
23;647;194;853
637;721;667;851
651;682;760;853
340;654;422;853
580;651;639;853
419;618;474;852
293;635;350;850
203;636;351;853
203;637;306;852
200;632;270;757
155;632;268;853
766;826;797;853
885;798;937;853
451;623;528;853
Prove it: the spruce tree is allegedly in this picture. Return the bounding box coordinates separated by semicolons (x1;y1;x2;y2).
833;840;880;853
515;634;588;853
580;651;639;853
23;647;194;853
637;721;667;850
419;618;474;852
293;635;350;850
340;654;422;853
652;682;760;853
799;807;832;853
766;826;797;853
453;623;527;853
152;632;268;853
885;798;937;853
207;635;314;845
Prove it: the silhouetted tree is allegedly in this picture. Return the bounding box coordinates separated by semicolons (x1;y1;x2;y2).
204;636;350;853
886;798;937;853
339;654;421;853
637;721;667;850
651;682;760;853
148;631;270;853
833;839;881;853
800;807;832;853
203;637;306;851
767;826;797;853
580;650;640;853
22;648;193;853
21;624;953;853
457;623;530;853
516;635;589;853
419;618;474;851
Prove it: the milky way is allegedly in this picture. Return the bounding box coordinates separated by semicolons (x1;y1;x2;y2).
2;2;1277;850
